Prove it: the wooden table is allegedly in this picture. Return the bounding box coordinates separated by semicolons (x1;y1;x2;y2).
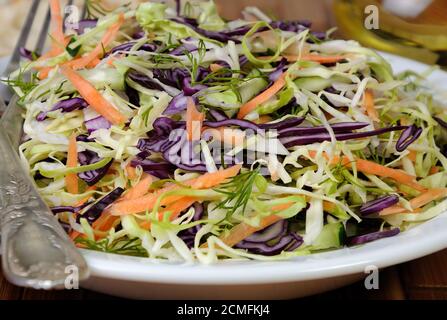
1;249;447;299
0;0;446;300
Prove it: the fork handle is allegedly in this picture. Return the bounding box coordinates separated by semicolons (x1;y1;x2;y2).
0;123;89;289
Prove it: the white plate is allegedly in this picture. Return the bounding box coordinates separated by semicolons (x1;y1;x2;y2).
1;53;447;299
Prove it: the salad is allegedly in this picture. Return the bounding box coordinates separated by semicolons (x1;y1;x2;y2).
6;0;447;263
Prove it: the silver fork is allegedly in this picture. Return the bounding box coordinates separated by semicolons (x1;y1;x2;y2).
0;0;89;289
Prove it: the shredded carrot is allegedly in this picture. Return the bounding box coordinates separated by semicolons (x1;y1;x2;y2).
164;197;198;220
92;213;118;234
140;196;200;230
210;63;223;72
380;188;447;216
37;66;53;80
200;200;296;248
429;166;440;175
70;231;82;241
139;220;151;230
65;14;125;70
237;72;286;119
308;151;426;192
363;89;379;122
60;65;127;125
86;57;102;68
65;133;79;194
140;198;205;230
109;164;242;216
33;2;71;77
259;55;346;64
123;174;153;200
38;46;64;61
407;150;417;162
126;163;138;180
93;175;154;236
191;164;242;189
285;54;346;64
354;159;426;192
270;202;294;211
256;115;273;124
49;0;65;54
186;97;205;141
217;215;282;248
323;201;336;212
35;43;72;79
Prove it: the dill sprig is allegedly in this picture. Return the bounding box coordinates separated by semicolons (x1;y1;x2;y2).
152;53;182;66
214;167;262;218
75;237;148;257
2;69;39;102
198;68;267;89
184;39;206;84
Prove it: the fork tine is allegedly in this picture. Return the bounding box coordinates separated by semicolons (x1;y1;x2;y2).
2;0;40;77
35;6;52;55
81;0;88;19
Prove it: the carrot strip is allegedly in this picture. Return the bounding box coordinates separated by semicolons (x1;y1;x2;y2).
285;54;346;64
37;66;53;80
35;44;71;79
237;72;286;119
258;55;346;64
191;164;241;189
380;188;447;216
363;89;379;122
429;166;440;175
86;57;102;68
109;164;242;216
186;97;205;141
65;14;125;70
323;201;336;212
270;202;294;211
65;133;79;194
123;174;153;200
49;0;65;54
210;63;223;72
407;150;417;162
355;159;426;192
70;231;82;241
60;65;127;125
110;185;183;216
164;197;198;220
218;215;282;248
308;151;426;192
93;175;153;236
126;163;138;180
74;186;97;206
256;115;273;124
140;196;201;230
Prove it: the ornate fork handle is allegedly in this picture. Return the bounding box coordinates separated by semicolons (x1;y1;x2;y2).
0;123;89;289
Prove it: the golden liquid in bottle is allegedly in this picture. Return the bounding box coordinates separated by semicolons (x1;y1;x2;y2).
333;0;447;65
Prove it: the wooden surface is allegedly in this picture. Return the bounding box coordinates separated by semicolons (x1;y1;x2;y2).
1;249;447;300
0;0;446;300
